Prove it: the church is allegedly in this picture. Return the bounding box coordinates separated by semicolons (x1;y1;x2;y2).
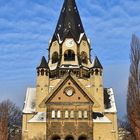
22;0;118;140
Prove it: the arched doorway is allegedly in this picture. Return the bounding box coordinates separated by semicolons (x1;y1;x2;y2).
52;135;61;140
65;135;74;140
78;135;87;140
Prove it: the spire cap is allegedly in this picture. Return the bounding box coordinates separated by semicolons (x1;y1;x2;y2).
92;56;103;69
54;0;85;42
37;56;49;69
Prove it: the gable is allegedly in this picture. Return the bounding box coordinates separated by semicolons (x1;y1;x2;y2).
39;74;99;107
49;79;91;104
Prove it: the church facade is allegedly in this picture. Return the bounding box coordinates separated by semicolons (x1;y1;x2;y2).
22;0;118;140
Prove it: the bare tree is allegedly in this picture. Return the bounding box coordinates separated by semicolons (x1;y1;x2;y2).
0;100;22;140
0;101;8;140
118;116;135;140
127;34;140;140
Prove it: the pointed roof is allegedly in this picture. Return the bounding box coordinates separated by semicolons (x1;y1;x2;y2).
37;56;49;69
93;56;103;69
54;0;85;42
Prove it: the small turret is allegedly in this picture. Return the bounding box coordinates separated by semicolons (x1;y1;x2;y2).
37;56;49;71
93;56;103;69
90;56;104;112
36;56;50;111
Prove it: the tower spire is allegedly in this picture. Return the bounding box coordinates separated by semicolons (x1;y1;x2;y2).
54;0;85;42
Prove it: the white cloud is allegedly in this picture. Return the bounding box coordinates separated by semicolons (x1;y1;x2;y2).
0;0;140;118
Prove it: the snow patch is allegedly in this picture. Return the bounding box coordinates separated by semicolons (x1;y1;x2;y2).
60;65;79;69
93;116;112;123
23;88;36;113
85;85;92;88
105;88;117;113
28;112;46;123
49;39;52;44
87;38;90;44
77;33;84;44
49;85;54;92
49;63;58;70
57;33;63;44
91;58;95;68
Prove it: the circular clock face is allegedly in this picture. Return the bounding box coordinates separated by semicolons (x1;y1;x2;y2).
64;87;75;97
66;89;73;96
65;39;74;47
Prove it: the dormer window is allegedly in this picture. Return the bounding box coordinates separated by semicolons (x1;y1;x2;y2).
81;51;88;64
64;50;75;61
52;52;59;64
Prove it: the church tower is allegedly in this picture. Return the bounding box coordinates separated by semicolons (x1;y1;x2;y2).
36;56;49;112
49;0;91;75
22;0;118;140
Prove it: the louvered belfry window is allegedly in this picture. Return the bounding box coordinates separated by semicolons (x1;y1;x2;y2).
64;50;75;61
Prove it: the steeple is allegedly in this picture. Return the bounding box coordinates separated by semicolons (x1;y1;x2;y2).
54;0;85;43
48;0;91;78
36;56;50;112
93;56;103;69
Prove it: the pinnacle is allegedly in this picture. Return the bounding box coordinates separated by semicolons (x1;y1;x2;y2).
37;56;49;69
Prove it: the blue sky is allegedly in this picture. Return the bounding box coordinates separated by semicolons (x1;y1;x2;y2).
0;0;140;119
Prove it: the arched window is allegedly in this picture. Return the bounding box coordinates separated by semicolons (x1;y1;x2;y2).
81;51;88;64
95;69;99;75
64;50;75;61
78;111;82;118
70;111;74;118
65;110;69;118
52;52;59;64
52;110;55;118
41;69;44;76
83;111;88;118
57;110;61;118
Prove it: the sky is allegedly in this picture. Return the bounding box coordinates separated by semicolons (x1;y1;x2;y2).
0;0;140;119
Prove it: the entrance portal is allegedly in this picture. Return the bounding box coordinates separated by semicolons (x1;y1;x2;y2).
65;135;74;140
78;136;87;140
52;135;61;140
